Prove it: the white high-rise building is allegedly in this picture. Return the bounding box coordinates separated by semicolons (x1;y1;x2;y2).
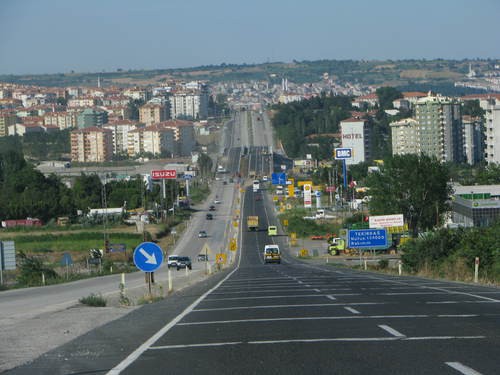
340;118;371;165
481;97;500;165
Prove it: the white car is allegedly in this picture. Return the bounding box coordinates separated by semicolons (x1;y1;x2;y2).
214;199;221;204
167;255;179;268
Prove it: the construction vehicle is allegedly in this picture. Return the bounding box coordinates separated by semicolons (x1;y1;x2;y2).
247;216;259;231
327;237;346;255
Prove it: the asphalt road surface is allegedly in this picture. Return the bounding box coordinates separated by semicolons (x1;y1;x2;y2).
6;186;500;375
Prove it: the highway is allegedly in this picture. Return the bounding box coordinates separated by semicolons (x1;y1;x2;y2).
4;111;500;374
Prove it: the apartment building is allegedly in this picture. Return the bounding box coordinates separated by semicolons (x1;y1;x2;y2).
0;111;17;137
126;120;195;158
169;88;208;120
77;108;108;128
70;127;113;162
340;117;371;165
462;115;484;165
481;97;500;165
415;94;463;163
139;103;169;126
43;111;77;130
390;118;420;155
103;120;141;156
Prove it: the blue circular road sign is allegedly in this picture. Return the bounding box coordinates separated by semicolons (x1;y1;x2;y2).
133;242;164;272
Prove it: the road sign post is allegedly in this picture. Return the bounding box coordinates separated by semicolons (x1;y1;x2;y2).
133;242;164;295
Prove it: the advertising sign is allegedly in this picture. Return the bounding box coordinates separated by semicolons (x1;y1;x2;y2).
348;229;388;249
151;170;177;179
303;184;312;208
0;241;16;270
369;214;404;229
334;148;353;160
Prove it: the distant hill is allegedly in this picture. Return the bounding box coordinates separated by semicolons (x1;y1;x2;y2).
0;59;497;95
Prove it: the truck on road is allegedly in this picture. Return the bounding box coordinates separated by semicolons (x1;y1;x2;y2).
247;216;259;231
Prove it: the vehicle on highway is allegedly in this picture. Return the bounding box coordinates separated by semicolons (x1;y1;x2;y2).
252;180;260;192
209;205;216;211
214;199;221;204
176;256;192;270
262;175;268;182
263;244;281;264
267;225;277;236
167;255;179;268
247;215;259;231
198;230;208;238
197;253;208;261
206;213;213;220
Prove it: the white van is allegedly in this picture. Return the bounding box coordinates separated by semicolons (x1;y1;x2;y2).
264;244;281;264
253;180;260;192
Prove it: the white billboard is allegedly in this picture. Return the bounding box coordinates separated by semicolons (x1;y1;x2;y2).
303;184;312;208
369;214;404;229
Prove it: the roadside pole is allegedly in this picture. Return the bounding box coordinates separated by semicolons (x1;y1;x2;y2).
474;257;479;283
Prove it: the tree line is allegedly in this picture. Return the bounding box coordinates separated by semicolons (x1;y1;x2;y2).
0;147;177;224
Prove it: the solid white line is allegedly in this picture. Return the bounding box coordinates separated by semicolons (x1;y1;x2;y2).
106;249;242;374
427;301;498;304
344;307;361;314
445;362;484;375
193;302;384;312
145;336;487;351
378;325;406;337
177;314;432;326
407;336;485;340
150;341;242;350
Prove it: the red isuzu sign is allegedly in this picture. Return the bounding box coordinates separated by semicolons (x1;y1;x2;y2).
151;170;177;179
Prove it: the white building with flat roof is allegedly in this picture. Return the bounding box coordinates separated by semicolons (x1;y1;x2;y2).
340;118;371;165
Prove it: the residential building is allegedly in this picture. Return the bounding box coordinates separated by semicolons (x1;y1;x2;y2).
44;111;77;130
139;103;169;126
169;88;208;120
77;108;108;128
390;118;420;155
8;123;43;136
480;97;500;165
168;120;195;156
340;117;371;165
141;124;177;156
103;120;141;156
71;127;113;162
415;94;463;163
462;116;484;165
0;112;17;137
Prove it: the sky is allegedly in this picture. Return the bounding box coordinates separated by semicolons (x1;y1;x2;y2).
0;0;499;75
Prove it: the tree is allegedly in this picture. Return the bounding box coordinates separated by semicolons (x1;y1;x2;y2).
376;87;403;110
366;154;452;236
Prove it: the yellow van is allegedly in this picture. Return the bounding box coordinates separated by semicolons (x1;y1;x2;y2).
268;225;277;236
264;244;281;264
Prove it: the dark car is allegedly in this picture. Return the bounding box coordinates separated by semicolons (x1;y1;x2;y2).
206;213;213;220
198;230;208;238
197;253;208;262
209;205;216;211
176;256;192;270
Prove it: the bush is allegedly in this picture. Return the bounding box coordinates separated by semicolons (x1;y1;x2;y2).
378;259;389;269
79;293;107;307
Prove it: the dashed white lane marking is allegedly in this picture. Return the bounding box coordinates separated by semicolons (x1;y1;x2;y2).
344;307;361;314
445;362;483;375
194;302;384;312
326;295;336;300
205;294;361;301
151;341;242;350
177;314;477;326
378;324;406;337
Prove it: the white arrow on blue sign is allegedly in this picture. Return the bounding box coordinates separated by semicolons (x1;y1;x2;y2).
133;242;164;272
